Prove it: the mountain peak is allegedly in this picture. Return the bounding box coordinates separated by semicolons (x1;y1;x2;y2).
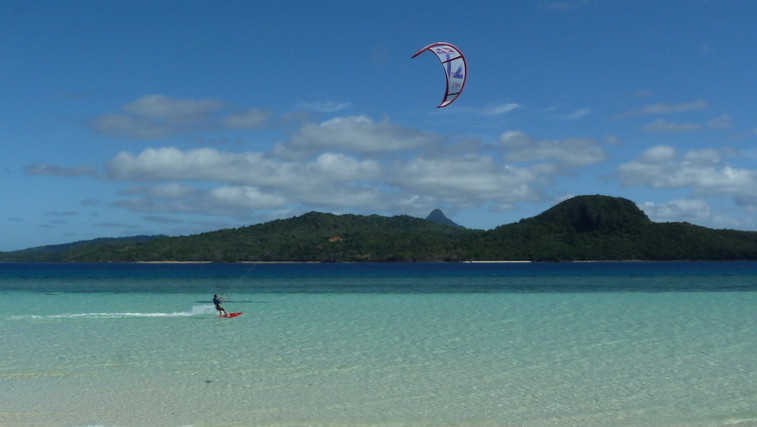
425;209;463;228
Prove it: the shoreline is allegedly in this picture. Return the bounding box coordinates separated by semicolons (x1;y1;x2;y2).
467;260;532;263
2;259;750;265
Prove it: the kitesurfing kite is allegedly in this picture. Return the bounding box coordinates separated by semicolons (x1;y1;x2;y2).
412;42;467;108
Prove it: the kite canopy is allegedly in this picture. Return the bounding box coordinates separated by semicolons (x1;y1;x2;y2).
412;42;467;108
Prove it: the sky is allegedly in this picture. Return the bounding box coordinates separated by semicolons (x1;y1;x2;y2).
2;0;757;251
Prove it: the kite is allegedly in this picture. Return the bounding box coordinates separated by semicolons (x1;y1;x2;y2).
412;42;467;108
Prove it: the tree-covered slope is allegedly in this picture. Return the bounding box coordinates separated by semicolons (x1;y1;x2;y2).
471;195;757;261
47;212;475;262
3;196;757;262
0;235;165;262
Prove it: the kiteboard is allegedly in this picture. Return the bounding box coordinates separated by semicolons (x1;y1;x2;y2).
218;312;242;319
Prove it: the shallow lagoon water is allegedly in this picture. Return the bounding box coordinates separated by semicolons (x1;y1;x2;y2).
2;262;757;426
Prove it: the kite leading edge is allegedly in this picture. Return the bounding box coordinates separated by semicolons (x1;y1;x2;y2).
412;42;467;108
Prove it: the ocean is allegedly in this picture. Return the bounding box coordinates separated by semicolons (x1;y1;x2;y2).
1;262;757;427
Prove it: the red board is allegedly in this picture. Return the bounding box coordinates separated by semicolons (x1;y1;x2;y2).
218;312;242;319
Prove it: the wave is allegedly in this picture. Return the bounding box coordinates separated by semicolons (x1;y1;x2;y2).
8;304;216;320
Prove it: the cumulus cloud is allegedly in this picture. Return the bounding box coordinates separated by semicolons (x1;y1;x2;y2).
504;136;607;170
105;147;253;182
105;147;382;188
50;112;614;219
499;131;532;147
639;145;676;163
100;140;552;217
123;95;223;122
391;154;541;209
640;199;712;223
102;145;391;214
272;115;439;160
90;95;270;138
113;184;288;215
209;186;288;209
617;145;757;204
141;183;197;200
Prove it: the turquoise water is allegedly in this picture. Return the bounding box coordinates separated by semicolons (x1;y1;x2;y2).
2;262;757;427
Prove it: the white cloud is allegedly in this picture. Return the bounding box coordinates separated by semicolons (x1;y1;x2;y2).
310;152;382;181
483;103;522;116
273;115;438;160
297;100;351;113
499;131;532;147
643;119;700;133
617;145;757;204
208;186;288;209
113;184;287;215
604;135;622;146
223;109;272;129
706;114;735;130
392;155;540;208
103;145;392;215
504;137;607;169
559;108;591;120
90;95;270;139
122;95;223;123
684;148;730;163
615;99;709;120
640;145;676;163
91;114;176;139
101;140;552;217
61;113;615;219
106;147;385;188
498;131;608;172
106;147;251;182
144;183;197;200
640;199;712;223
454;103;522;117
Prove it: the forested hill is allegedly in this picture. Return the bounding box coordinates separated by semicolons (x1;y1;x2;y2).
3;195;757;262
468;195;757;261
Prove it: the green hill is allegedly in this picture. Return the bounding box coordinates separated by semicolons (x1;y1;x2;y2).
0;235;166;262
17;212;475;263
470;195;757;261
3;195;757;262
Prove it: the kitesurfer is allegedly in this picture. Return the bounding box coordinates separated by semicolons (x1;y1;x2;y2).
213;294;228;317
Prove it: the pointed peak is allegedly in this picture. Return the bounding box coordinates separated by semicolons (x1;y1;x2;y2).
425;209;464;228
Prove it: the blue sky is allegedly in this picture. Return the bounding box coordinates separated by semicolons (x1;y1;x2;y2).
2;0;757;251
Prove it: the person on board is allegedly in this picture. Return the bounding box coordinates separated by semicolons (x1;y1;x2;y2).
213;294;228;317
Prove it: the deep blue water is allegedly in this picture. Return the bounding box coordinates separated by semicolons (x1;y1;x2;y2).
2;261;757;293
